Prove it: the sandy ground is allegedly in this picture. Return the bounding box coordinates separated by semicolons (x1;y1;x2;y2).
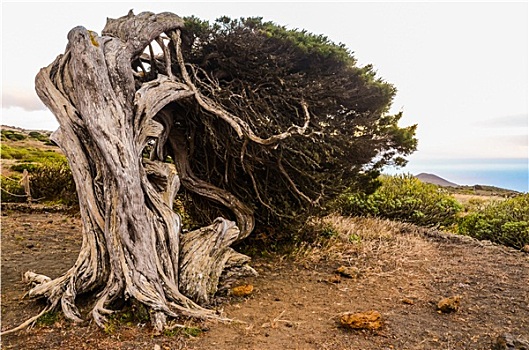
1;209;528;349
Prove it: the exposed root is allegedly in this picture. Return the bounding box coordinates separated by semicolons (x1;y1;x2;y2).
24;271;51;285
4;262;234;335
0;307;55;336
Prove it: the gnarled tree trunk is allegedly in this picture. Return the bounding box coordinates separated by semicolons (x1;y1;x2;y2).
3;11;259;334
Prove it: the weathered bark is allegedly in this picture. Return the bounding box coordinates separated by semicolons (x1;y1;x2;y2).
2;11;257;335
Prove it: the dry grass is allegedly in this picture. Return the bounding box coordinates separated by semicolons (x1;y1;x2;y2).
292;214;436;278
452;193;505;215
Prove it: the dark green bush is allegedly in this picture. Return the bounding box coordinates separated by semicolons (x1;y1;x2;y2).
29;159;77;205
28;131;51;143
43;140;58;146
336;174;462;227
1;129;27;141
458;194;529;249
10;163;39;173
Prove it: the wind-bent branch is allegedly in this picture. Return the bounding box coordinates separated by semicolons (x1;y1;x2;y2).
171;29;312;146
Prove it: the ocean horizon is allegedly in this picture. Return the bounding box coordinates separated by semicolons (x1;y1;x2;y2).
385;158;528;193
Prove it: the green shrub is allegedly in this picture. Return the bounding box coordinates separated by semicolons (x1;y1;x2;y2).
1;159;77;205
0;175;27;203
10;163;39;173
29;159;77;205
28;131;51;143
336;174;462;228
1;144;30;160
458;194;529;249
1;129;27;141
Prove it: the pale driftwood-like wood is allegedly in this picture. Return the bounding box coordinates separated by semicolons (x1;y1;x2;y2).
22;169;32;203
2;11;260;335
179;218;258;305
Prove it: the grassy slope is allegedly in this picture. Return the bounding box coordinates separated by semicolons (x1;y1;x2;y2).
1;126;64;178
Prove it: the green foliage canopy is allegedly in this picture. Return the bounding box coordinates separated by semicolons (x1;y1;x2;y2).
169;16;417;226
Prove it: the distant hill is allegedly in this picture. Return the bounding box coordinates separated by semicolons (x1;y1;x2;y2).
415;173;458;187
415;172;520;197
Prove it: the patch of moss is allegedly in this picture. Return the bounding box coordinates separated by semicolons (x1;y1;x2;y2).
104;301;151;333
37;311;60;326
163;326;203;337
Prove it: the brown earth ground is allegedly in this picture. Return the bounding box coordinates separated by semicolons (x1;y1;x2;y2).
1;207;528;349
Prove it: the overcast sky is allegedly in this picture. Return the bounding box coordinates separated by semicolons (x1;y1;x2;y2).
2;2;528;170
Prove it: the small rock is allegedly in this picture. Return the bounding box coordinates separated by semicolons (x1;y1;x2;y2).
26;243;35;249
329;275;341;283
153;345;161;350
336;266;360;278
522;245;529;253
401;298;415;305
231;284;254;297
340;310;383;330
437;295;461;313
494;333;529;349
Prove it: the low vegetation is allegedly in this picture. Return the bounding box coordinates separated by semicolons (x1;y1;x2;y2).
103;302;150;335
0;144;63;163
445;183;520;198
1;129;54;145
458;194;529;249
36;311;61;327
1;127;76;204
0;174;26;202
335;174;462;228
2;127;528;251
333;174;528;250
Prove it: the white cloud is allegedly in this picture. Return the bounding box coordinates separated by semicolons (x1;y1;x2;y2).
1;107;59;131
2;88;47;112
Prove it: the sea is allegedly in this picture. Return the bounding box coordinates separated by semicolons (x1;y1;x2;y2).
384;158;528;193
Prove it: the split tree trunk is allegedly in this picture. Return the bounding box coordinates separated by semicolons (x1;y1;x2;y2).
7;11;258;333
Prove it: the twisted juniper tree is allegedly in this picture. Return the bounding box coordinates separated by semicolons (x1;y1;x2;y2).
3;11;416;333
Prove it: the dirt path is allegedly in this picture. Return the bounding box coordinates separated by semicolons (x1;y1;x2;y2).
1;210;528;349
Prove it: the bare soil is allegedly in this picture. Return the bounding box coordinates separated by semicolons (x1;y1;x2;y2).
1;208;528;349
